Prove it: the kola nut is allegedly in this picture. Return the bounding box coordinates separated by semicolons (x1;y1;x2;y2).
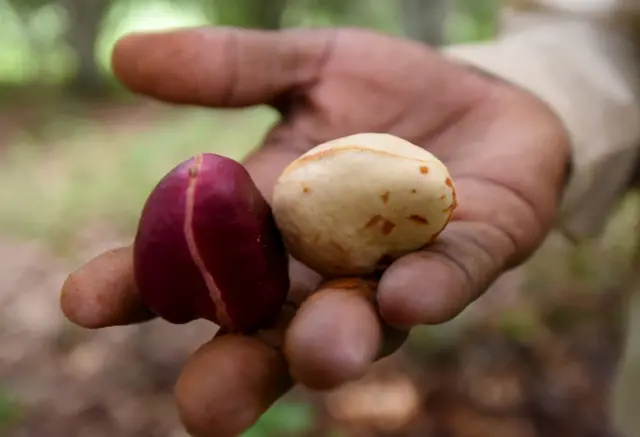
271;133;457;277
133;153;290;333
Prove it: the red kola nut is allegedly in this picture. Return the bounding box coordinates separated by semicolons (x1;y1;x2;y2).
133;153;290;333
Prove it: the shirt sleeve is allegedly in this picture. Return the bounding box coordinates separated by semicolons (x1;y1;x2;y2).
442;11;640;240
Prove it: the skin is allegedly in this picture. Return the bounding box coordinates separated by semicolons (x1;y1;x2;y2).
59;27;570;437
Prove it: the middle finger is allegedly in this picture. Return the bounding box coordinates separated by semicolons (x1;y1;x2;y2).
285;279;408;391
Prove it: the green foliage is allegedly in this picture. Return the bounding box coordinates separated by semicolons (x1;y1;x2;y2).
447;0;501;43
199;0;286;29
0;390;22;429
5;0;53;14
0;0;499;88
96;0;208;75
286;0;400;32
241;401;315;437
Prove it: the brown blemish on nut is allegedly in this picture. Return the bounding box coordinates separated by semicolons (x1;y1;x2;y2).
442;183;458;215
445;178;453;187
421;190;455;250
419;166;429;174
443;202;457;214
331;241;347;254
302;185;311;193
382;220;395;235
421;189;456;249
280;145;431;176
364;216;396;235
319;278;378;299
411;189;417;194
407;215;429;224
380;191;390;203
364;215;383;229
439;194;446;200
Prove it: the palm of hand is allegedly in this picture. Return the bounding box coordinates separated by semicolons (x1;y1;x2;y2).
241;28;568;321
62;27;569;437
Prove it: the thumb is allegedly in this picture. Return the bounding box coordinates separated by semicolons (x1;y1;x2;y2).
111;27;336;108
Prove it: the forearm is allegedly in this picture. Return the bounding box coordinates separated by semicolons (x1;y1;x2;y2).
442;14;640;239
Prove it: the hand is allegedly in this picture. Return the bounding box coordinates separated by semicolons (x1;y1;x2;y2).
60;27;570;437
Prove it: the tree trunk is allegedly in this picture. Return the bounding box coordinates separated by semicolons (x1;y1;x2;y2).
401;0;451;46
63;0;112;98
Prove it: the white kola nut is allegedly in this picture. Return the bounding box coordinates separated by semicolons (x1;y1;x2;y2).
271;133;457;277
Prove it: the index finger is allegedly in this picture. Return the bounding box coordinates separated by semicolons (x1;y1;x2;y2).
60;246;156;328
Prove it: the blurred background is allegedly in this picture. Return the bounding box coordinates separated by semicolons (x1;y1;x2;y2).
0;0;639;436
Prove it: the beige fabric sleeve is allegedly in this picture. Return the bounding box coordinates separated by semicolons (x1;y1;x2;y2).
442;11;640;240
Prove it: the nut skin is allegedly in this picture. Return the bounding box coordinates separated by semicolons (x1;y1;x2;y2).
133;153;290;333
272;133;457;278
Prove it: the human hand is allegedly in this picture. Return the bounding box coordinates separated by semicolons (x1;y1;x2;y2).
60;27;570;437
